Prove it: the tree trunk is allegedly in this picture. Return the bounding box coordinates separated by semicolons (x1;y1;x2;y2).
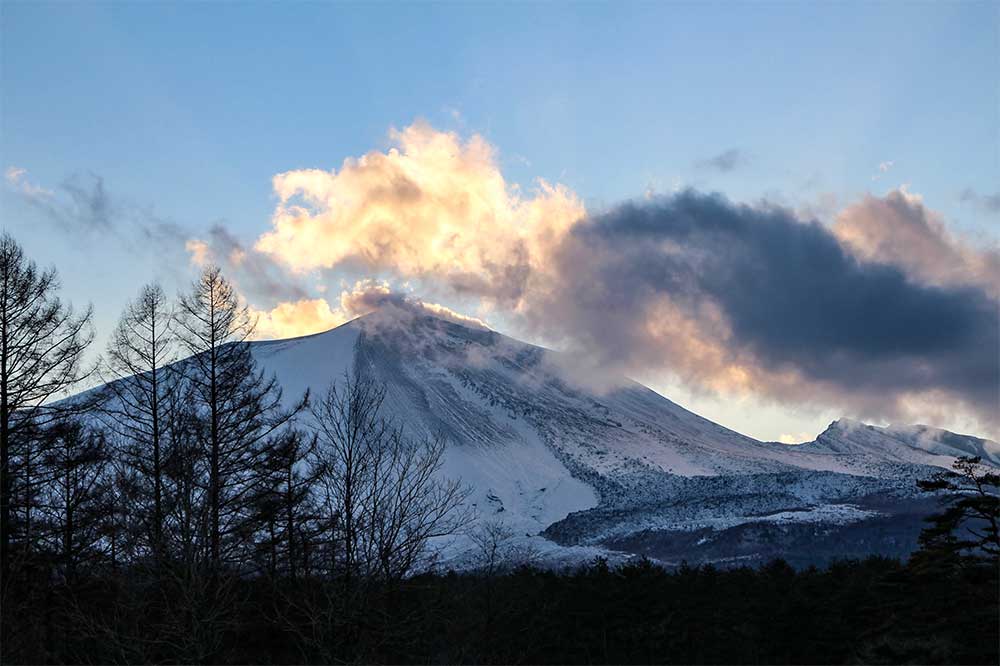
286;463;296;580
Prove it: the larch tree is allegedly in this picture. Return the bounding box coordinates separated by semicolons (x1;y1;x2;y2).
254;428;320;580
173;267;306;570
100;283;177;562
37;418;110;581
0;232;93;586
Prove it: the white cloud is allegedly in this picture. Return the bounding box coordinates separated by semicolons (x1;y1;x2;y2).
871;160;894;181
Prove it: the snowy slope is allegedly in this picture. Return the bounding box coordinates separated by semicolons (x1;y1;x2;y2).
75;308;999;566
250;310;992;482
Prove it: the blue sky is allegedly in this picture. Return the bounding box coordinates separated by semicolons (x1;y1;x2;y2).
2;1;997;441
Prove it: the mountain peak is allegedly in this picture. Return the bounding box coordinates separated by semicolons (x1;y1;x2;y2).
346;299;491;333
811;417;999;465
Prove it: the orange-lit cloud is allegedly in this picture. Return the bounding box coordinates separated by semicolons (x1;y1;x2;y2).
834;186;1000;297
189;123;998;437
185;239;212;267
5;166;54;198
250;298;347;340
254;121;584;307
247;279;490;341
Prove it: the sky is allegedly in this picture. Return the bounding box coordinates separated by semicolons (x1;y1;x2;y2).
1;1;998;442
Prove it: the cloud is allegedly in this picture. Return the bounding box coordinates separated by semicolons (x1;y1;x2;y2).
5;166;54;198
247;280;489;341
959;187;1000;214
5;167;115;231
60;173;115;229
5;166;193;274
779;432;814;445
185;239;211;266
186;224;310;303
519;191;998;431
249;122;997;435
255;120;584;307
695;148;747;173
337;280;490;330
250;297;347;340
833;186;1000;298
871;160;894;181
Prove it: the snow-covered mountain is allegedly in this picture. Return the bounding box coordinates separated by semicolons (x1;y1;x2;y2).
239;308;998;567
96;308;1000;568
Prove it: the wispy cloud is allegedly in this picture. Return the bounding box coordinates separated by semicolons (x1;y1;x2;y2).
5;166;115;232
959;187;1000;214
186;224;310;303
871;160;894;181
247;280;489;341
249;297;346;340
4;165;190;259
5;166;54;198
695;148;748;173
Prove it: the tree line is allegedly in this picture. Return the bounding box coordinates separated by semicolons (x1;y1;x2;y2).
0;231;996;664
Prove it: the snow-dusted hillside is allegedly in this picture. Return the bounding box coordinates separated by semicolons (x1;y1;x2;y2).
82;308;1000;567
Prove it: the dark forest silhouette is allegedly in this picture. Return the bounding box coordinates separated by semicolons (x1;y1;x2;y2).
0;231;996;664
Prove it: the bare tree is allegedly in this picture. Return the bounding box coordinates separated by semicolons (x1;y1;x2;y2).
36;418;109;582
99;283;177;562
471;519;518;577
472;519;540;575
311;375;387;581
274;375;469;662
0;232;93;586
173;267;305;569
364;431;471;582
100;448;146;573
253;428;320;580
160;382;207;569
310;374;470;584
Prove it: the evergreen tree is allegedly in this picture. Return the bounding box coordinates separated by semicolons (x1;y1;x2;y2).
915;455;1000;564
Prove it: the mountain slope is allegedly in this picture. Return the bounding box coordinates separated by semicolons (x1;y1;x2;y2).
83;308;1000;567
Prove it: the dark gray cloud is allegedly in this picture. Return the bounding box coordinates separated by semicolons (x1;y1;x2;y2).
59;173;115;229
518;191;998;426
696;148;748;172
9;171;116;232
6;168;187;250
5;167;313;310
959;188;1000;214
